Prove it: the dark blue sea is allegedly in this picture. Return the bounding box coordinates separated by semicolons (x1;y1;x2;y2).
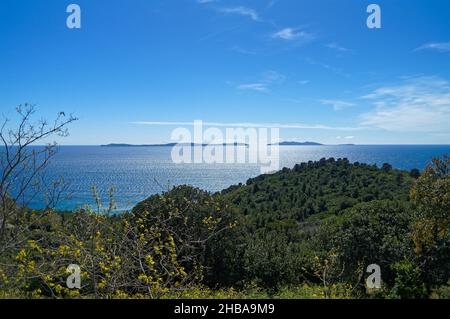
20;145;450;211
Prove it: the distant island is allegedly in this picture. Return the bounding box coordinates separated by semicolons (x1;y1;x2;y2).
101;143;249;147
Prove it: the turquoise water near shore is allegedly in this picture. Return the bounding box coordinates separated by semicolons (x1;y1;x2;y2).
22;145;450;211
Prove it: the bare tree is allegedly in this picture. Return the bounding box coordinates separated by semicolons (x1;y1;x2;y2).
0;104;77;244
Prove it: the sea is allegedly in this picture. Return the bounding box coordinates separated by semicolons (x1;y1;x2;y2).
15;145;450;211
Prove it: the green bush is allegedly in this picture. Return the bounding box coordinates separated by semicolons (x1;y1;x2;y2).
388;260;428;299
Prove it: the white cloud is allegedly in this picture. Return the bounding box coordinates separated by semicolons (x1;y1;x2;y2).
272;28;311;41
237;83;268;92
236;70;286;93
360;76;450;133
197;0;216;4
415;42;450;52
326;42;350;53
320;99;355;111
261;70;286;84
220;6;260;21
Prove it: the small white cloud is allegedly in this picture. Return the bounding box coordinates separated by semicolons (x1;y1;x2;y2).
298;80;310;85
237;83;268;92
336;135;354;140
326;42;349;53
415;42;450;52
320;99;355;111
272;28;311;41
220;6;260;21
197;0;216;3
236;70;285;93
261;70;286;84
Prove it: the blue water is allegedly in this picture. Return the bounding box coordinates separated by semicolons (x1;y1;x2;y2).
20;145;450;211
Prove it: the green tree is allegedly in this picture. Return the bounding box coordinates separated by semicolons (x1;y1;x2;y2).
314;200;414;289
411;155;450;286
388;259;427;299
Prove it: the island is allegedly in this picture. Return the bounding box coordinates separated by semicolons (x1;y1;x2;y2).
101;143;249;147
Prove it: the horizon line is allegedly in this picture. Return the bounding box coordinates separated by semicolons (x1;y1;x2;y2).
23;143;450;147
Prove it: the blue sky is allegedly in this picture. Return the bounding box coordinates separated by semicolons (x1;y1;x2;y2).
0;0;449;145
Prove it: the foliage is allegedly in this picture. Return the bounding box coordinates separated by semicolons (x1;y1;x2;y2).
430;280;450;299
0;104;77;244
312;200;415;288
410;155;450;287
0;186;234;299
223;158;413;228
164;283;353;300
1;155;449;299
216;159;415;290
242;230;302;289
387;259;428;299
133;185;239;287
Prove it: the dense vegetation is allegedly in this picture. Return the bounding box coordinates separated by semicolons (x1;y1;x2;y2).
211;158;416;289
1;155;449;299
0;108;448;298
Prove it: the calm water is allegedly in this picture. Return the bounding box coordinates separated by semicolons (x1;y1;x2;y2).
20;145;450;211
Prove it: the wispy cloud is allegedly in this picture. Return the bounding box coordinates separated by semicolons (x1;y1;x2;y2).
132;121;360;131
237;83;268;92
272;28;312;41
197;0;217;4
320;99;355;111
237;70;286;93
261;70;286;83
219;6;260;21
415;42;450;52
325;42;350;53
360;76;450;132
